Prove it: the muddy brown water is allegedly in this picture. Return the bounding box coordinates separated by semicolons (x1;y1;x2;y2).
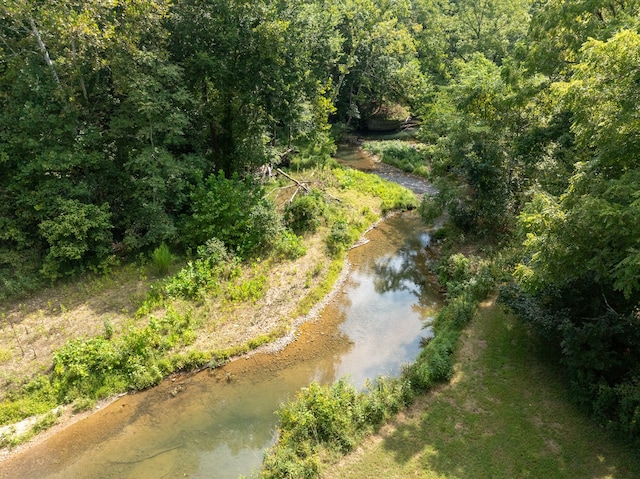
0;165;441;479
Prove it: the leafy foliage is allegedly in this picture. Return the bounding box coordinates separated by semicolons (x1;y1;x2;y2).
39;200;113;279
284;191;327;235
151;243;173;276
165;239;237;300
185;172;280;258
52;307;196;401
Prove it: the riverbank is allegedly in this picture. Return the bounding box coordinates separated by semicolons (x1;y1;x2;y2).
323;299;640;478
1;208;440;479
0;163;422;465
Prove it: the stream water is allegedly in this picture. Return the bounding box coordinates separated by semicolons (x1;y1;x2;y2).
0;147;440;479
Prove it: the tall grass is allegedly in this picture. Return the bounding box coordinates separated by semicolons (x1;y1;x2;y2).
151;243;173;276
363;140;430;178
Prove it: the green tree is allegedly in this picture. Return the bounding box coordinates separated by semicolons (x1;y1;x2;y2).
527;0;640;76
449;0;532;63
517;29;640;299
0;0;194;290
168;0;340;176
510;29;640;441
329;0;425;126
419;53;528;234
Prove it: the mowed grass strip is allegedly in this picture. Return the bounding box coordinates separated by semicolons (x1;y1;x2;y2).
325;300;640;479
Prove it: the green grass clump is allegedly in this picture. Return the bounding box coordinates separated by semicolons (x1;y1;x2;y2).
363;140;430;178
331;167;418;213
262;376;414;479
0;378;57;426
225;269;268;303
51;306;196;402
151;243;173;276
294;258;344;318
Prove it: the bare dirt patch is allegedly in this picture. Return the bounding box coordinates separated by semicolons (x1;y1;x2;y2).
0;265;152;394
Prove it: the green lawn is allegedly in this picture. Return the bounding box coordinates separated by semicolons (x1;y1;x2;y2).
325;301;640;479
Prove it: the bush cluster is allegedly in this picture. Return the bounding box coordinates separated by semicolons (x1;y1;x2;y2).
184;172;299;260
165;240;239;300
284;190;326;235
52;307;197;402
0;307;206;427
262;377;413;478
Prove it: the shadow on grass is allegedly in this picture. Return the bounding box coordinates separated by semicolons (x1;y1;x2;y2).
378;305;640;479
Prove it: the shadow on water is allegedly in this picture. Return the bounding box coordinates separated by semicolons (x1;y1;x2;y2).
0;212;442;479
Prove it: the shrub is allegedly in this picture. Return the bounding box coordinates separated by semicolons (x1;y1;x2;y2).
326;219;357;256
50;307;197;403
270;230;307;260
261;444;319;479
184;172;283;258
418;195;443;224
151;243;173;276
407;327;459;391
277;380;364;454
362;377;412;427
284;191;326;234
39;199;113;279
198;237;230;264
225;273;268;303
164;239;237;300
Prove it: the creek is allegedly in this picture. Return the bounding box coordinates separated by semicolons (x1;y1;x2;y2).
0;146;440;479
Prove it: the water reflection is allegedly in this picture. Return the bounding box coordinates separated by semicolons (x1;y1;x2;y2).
373;231;437;308
0;212;441;479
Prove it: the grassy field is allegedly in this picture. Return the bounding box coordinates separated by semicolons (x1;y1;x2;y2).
325;300;640;479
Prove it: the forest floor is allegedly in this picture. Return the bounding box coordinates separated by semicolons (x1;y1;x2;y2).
323;299;640;479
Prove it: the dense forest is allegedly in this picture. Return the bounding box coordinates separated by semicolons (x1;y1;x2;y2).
1;0;639;452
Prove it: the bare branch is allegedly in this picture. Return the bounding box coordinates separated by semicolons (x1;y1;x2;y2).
29;17;60;86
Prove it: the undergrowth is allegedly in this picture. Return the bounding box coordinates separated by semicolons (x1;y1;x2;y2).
332;167;418;214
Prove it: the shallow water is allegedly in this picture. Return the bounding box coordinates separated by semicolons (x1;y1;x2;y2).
0;212;441;479
335;143;437;196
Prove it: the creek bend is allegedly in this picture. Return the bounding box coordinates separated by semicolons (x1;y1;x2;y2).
1;161;441;479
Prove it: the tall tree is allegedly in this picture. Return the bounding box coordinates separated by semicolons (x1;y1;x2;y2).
510;28;640;439
0;0;195;282
449;0;532;63
527;0;640;77
329;0;424;125
168;0;341;176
